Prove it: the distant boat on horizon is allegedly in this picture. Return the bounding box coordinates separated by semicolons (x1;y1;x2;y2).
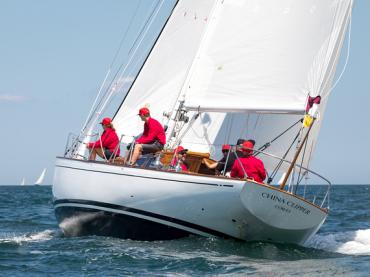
34;168;47;185
20;177;26;186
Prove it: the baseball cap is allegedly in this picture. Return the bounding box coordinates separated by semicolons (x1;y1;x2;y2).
175;146;188;154
138;107;150;116
242;141;254;154
100;118;112;125
222;144;231;151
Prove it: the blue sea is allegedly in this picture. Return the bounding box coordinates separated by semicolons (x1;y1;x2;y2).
0;185;369;276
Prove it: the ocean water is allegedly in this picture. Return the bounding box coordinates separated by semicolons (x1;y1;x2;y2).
0;185;369;276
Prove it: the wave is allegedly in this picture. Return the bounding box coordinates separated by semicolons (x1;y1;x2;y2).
306;228;370;255
0;229;57;244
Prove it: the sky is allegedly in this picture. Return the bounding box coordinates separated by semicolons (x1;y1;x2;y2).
0;0;369;185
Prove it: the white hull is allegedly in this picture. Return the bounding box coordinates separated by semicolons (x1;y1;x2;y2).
53;157;327;245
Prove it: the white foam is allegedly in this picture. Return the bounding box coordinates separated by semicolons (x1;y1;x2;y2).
0;229;55;244
306;228;370;255
59;213;99;236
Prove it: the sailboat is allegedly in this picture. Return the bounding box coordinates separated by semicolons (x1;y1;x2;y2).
20;178;26;186
53;1;353;245
34;168;46;186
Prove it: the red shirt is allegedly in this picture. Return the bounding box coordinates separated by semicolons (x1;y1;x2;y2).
88;127;120;156
136;117;166;145
230;155;266;183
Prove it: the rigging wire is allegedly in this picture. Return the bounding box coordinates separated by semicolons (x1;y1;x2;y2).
267;128;301;184
256;118;302;155
99;0;164;106
84;0;164;135
81;0;143;133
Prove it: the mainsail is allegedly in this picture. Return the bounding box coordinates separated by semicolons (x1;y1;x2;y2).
183;0;352;113
112;0;352;173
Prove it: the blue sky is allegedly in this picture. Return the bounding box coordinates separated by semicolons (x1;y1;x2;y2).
0;0;368;185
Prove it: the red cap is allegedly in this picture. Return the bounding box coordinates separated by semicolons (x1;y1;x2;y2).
138;107;150;116
176;146;184;152
222;144;231;151
175;146;187;153
100;117;112;125
242;141;254;153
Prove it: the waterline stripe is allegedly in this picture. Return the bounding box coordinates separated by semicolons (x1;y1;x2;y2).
54;199;237;240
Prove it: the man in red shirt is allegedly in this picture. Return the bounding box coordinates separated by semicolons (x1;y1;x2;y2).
230;141;266;183
128;107;166;165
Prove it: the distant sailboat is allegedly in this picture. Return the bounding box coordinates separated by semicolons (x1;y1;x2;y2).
34;168;46;185
20;178;26;186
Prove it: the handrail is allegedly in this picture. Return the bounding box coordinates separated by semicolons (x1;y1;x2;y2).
251;148;331;187
63;134;331;208
232;147;331;208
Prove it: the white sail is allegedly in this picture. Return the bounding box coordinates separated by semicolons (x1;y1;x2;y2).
34;168;47;185
20;178;25;186
183;0;353;113
113;0;216;143
177;0;352;170
112;0;352;173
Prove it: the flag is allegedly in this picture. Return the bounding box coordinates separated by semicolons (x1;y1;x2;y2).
303;115;313;128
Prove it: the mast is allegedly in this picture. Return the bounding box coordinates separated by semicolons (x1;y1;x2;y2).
112;0;218;144
165;0;221;148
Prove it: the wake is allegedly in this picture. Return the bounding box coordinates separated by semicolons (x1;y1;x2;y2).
0;229;58;244
306;228;370;255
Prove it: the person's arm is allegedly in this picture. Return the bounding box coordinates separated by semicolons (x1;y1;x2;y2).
88;132;106;149
203;158;218;169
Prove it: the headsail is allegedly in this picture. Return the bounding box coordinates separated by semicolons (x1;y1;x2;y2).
113;0;216;143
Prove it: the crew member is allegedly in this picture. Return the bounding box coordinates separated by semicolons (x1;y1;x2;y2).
203;139;255;176
203;144;233;175
170;146;189;172
128;107;166;165
87;117;120;161
230;140;266;182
